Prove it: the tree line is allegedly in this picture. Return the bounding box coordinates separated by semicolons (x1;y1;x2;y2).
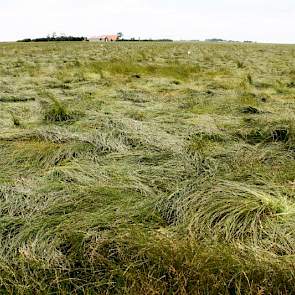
17;36;88;42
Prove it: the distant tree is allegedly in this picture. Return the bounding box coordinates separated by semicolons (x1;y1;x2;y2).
205;38;225;42
17;38;31;42
117;32;123;40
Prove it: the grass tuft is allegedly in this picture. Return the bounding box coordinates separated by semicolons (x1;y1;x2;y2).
40;92;80;122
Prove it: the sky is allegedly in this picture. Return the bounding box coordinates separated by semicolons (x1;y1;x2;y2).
0;0;294;43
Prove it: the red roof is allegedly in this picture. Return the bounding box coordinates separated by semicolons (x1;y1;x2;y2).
89;34;119;41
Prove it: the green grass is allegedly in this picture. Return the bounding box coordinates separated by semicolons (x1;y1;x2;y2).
1;41;295;293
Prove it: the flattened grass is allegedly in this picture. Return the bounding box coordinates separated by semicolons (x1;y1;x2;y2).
1;41;295;293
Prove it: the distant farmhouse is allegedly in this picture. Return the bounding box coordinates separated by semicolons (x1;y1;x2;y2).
89;33;122;42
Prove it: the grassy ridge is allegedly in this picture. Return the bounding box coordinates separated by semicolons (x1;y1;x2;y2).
0;41;295;293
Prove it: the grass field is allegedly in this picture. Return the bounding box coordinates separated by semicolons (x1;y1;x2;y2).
1;41;295;294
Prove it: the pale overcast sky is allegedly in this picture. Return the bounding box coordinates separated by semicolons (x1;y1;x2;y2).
0;0;294;43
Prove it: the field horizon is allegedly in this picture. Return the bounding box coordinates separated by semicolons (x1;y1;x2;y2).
1;40;295;45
